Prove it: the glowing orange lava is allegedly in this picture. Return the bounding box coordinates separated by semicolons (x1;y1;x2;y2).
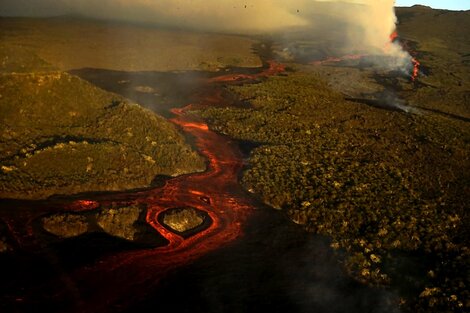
411;57;420;81
28;61;286;312
388;30;421;81
209;60;285;83
70;200;100;211
312;30;421;81
383;31;399;53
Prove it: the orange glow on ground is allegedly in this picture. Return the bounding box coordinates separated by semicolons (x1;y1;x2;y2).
311;53;367;66
312;31;421;81
69;200;100;211
411;57;420;81
13;61;285;312
209;60;285;83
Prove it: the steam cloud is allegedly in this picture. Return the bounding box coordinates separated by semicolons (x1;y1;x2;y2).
1;0;412;69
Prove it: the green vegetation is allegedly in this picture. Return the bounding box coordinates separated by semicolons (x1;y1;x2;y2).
0;8;468;311
40;204;165;246
198;72;469;313
0;47;205;199
42;214;89;238
162;207;206;233
0;44;56;73
97;206;142;241
0;238;10;252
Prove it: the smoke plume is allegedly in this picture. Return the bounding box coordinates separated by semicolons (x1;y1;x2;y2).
1;0;412;68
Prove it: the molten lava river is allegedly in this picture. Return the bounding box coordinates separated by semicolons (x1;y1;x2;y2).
0;61;401;313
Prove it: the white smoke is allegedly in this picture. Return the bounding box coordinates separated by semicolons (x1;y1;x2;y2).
0;0;412;69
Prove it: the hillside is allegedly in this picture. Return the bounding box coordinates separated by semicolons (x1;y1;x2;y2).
0;17;261;72
0;46;205;199
396;6;470;119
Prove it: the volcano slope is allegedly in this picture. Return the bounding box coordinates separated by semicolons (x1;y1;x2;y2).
198;6;469;313
0;7;468;313
0;48;205;200
396;5;470;120
0;16;262;200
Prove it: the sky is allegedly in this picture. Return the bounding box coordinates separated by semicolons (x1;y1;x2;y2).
395;0;470;10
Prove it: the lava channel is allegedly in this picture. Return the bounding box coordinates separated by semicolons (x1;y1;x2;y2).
39;61;287;312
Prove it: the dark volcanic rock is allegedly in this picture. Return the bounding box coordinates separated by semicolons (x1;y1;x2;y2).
0;221;12;253
0;236;10;253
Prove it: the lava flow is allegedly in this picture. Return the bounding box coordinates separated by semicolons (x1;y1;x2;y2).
311;30;421;81
390;30;421;81
411;57;420;81
14;61;285;312
310;53;367;66
208;60;285;82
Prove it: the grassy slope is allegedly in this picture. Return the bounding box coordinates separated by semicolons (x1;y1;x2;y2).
0;17;261;72
396;6;470;119
199;72;469;311
0;46;205;199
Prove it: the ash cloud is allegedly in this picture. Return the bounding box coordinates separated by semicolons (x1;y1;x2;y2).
1;0;412;69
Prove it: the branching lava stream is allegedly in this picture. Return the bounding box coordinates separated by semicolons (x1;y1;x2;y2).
0;61;285;312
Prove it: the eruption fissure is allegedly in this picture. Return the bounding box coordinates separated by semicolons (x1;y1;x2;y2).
389;30;421;81
411;57;421;81
312;28;420;81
